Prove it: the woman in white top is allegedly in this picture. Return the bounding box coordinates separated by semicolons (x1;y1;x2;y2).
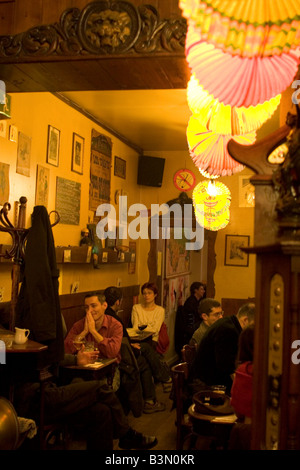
131;282;172;397
131;282;165;344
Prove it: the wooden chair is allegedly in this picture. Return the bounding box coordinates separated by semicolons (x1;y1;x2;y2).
171;362;194;450
171;360;237;451
181;344;197;368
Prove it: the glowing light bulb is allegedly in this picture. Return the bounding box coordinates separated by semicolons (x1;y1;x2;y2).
207;180;218;196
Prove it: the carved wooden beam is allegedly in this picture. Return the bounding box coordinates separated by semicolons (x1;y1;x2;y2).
0;1;187;62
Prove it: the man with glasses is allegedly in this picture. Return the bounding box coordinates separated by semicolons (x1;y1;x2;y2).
189;303;255;395
189;298;223;347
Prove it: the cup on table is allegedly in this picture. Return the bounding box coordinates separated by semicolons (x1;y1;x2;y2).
85;342;98;363
73;338;86;351
14;327;30;345
212;385;226;394
138;324;148;331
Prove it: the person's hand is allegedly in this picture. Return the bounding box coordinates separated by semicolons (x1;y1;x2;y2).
77;345;99;366
131;343;141;350
86;311;96;334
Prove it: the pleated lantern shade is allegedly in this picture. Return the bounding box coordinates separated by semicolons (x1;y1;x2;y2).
187;74;281;135
193;180;231;231
179;0;300;57
186;24;300;107
187;115;256;177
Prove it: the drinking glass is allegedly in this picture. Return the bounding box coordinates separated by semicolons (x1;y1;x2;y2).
138;324;147;331
73;338;86;351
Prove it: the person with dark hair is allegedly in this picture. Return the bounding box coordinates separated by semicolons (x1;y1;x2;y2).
64;292;123;363
131;282;172;397
104;286;165;414
189;298;223;347
131;282;163;343
189;303;255;395
182;281;206;342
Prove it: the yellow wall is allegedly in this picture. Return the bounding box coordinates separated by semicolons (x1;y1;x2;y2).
0;90;286;305
0;92;143;300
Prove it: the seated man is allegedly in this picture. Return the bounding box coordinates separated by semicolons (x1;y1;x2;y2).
189;303;255;396
104;286;165;414
189;298;223;347
64;292;123;391
64;292;123;362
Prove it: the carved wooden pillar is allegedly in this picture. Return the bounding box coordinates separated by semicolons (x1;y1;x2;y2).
227;114;300;449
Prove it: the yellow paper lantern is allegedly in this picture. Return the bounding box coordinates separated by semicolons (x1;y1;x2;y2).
179;0;300;57
192;180;231;231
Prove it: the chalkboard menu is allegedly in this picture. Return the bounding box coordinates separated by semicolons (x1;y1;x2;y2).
56;176;81;225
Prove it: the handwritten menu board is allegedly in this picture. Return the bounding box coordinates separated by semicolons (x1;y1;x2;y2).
56;176;81;225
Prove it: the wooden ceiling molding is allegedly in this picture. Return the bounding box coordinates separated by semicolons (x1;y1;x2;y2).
0;0;190;92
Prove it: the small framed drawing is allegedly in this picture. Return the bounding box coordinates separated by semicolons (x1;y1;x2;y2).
47;125;60;167
114;156;126;179
225;235;250;267
72;133;84;175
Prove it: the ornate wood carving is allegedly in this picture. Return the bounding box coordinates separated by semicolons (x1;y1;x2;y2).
0;1;187;61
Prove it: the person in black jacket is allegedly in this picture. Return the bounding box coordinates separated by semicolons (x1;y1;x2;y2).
179;282;206;346
189;303;255;396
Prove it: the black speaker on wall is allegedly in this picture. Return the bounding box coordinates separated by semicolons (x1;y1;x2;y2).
137;155;165;187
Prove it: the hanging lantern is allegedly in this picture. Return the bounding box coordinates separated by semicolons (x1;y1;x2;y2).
179;0;300;58
186;25;300;107
187;115;256;177
193;179;231;231
187;74;281;135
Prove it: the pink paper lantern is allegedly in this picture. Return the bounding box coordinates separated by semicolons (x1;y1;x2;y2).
186;25;300;107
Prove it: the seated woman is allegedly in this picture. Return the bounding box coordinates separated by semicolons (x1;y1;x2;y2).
131;282;172;396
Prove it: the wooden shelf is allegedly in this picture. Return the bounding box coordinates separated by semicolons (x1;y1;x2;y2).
56;245;92;264
55;245;134;266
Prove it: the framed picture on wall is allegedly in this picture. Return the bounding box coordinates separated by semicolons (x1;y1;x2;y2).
72;133;84;174
165;228;191;278
224;234;250;267
35;164;50;207
114;156;126;179
47;125;60;167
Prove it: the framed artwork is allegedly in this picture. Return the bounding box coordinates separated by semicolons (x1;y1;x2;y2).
225;235;250;267
0;162;9;205
165;228;191;278
72;133;84;174
47;125;60;167
0;120;7;138
239;175;255;207
114;156;126;179
35;164;50;207
16;132;31;176
9;125;18;142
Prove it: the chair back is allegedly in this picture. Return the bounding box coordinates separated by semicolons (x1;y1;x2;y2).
171;362;191;450
181;344;197;368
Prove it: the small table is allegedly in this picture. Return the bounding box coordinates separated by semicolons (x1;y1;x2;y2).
126;328;154;343
60;357;118;386
0;329;50;449
188;404;237;449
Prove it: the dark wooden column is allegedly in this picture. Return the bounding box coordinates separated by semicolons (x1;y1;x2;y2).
228;114;300;449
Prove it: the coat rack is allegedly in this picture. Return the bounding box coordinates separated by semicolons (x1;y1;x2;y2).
0;197;60;331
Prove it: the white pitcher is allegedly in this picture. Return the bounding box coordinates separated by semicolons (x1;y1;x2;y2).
14;327;30;345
